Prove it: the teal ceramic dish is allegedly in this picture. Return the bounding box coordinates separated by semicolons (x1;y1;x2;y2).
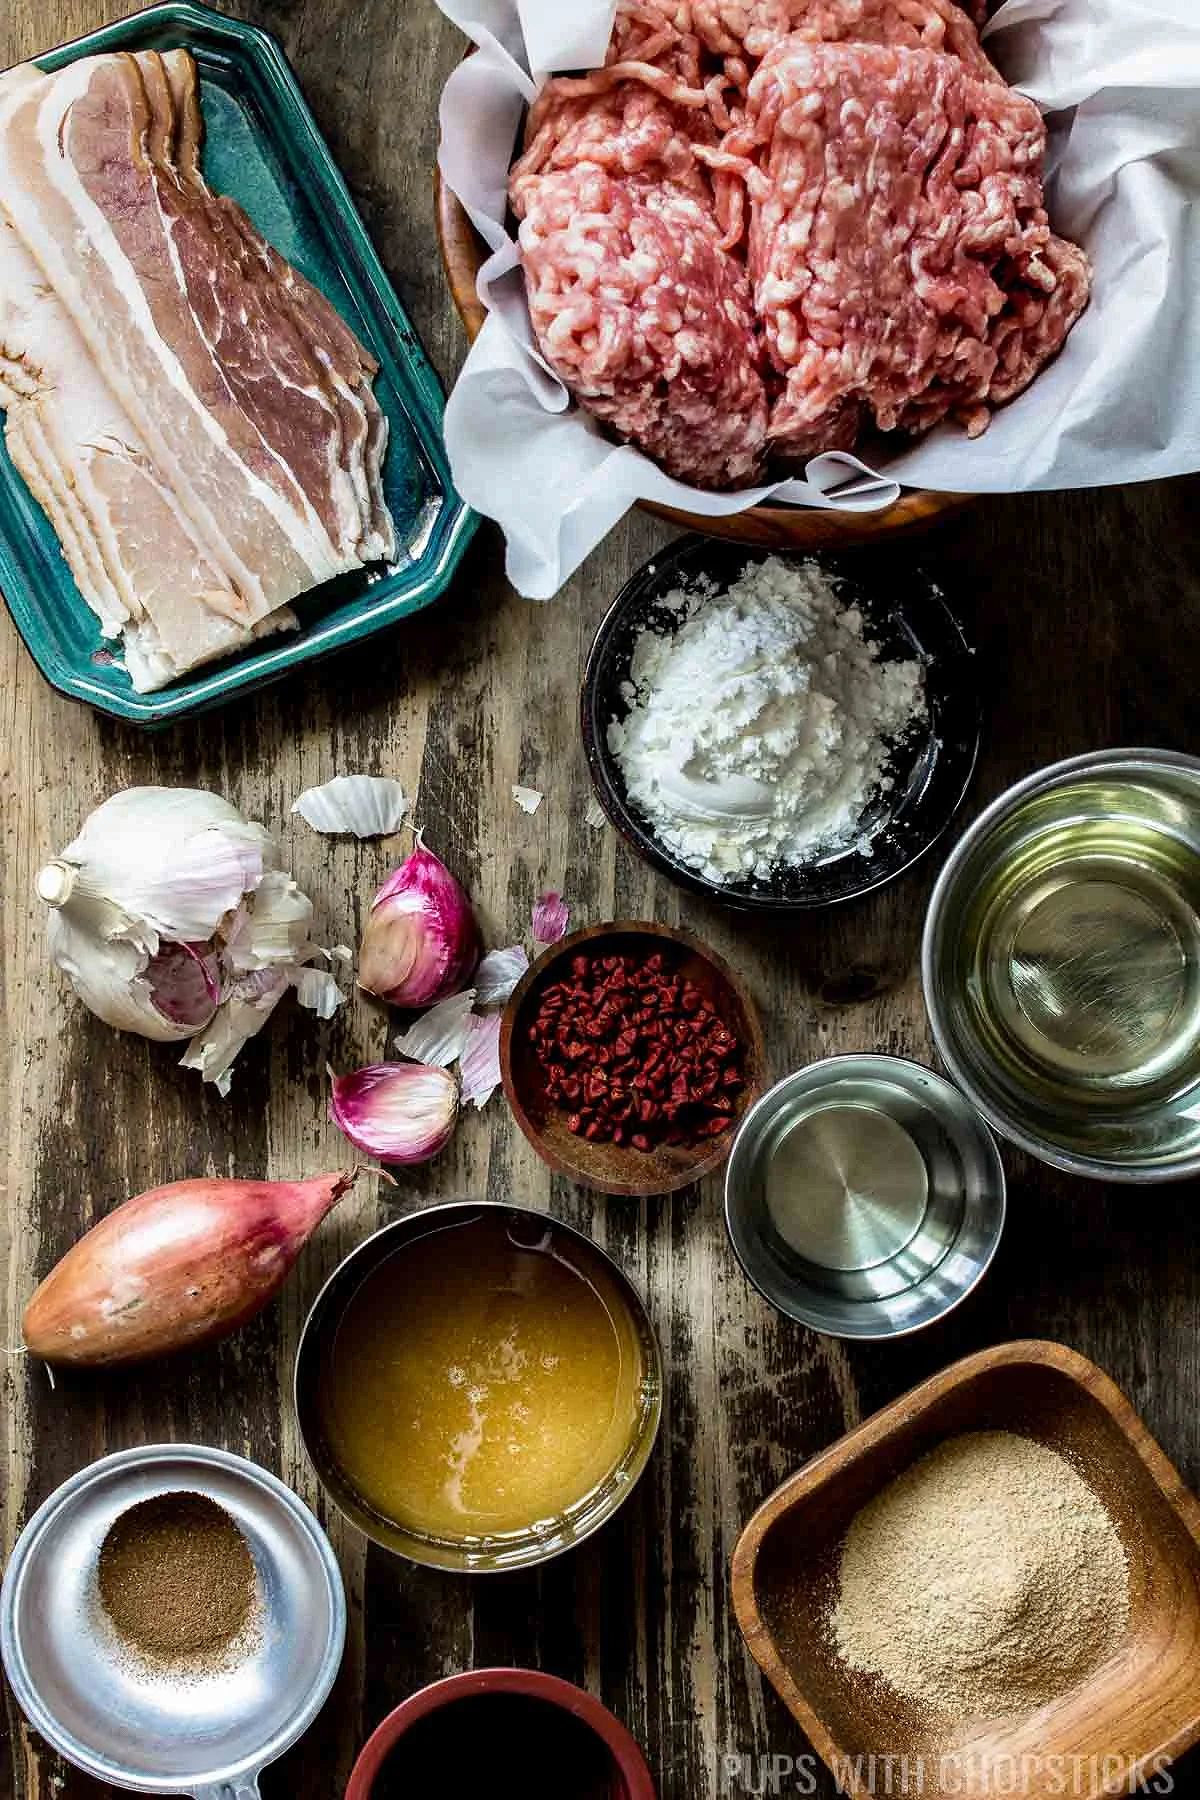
0;1;477;725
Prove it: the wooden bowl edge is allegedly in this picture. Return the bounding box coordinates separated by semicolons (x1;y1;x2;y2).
730;1337;1200;1792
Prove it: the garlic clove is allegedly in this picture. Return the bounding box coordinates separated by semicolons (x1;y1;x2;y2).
47;909;194;1043
358;841;481;1008
329;1061;459;1164
146;942;220;1030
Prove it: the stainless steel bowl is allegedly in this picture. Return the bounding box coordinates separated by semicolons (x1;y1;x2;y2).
923;750;1200;1182
0;1445;345;1798
295;1201;663;1573
724;1056;1006;1339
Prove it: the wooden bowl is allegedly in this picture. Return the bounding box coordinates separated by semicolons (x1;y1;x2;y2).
434;169;976;550
499;920;768;1197
731;1340;1200;1799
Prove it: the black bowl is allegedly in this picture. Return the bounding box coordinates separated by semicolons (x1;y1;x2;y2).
581;536;981;914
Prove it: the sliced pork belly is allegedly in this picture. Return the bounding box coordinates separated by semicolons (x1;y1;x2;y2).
0;56;352;623
128;51;364;565
155;51;394;563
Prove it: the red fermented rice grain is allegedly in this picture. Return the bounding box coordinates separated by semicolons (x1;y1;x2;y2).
527;950;745;1150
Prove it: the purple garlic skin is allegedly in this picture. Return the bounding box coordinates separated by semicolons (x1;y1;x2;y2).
358;842;481;1008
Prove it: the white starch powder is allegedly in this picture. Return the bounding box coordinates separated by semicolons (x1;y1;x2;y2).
607;559;926;884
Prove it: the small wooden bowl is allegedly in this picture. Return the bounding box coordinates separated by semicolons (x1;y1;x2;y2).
732;1340;1200;1799
499;921;768;1197
434;169;975;550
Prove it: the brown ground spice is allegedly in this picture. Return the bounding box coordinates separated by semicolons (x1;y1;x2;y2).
98;1491;255;1659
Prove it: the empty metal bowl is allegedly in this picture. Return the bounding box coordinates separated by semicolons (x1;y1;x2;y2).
0;1444;345;1797
923;749;1200;1181
724;1055;1006;1339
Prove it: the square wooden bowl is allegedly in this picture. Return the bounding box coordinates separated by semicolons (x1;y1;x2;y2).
732;1341;1200;1799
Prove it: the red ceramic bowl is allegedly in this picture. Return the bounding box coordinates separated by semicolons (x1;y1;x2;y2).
345;1668;657;1799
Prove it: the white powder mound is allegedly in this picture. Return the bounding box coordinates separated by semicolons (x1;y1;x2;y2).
607;558;926;884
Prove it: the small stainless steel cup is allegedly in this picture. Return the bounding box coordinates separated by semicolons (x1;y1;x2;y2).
725;1056;1006;1339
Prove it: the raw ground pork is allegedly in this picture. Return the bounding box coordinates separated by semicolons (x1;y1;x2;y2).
610;0;998;77
509;0;1090;489
741;39;1092;456
517;164;769;487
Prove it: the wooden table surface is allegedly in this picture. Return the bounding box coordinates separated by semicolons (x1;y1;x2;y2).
3;4;1200;1798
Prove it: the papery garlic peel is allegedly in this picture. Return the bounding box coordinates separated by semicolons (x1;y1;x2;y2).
357;840;481;1007
22;1170;362;1367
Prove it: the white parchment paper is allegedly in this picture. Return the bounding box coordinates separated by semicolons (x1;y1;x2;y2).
436;0;1200;596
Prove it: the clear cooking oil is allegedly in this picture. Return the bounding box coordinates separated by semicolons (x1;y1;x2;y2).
963;803;1200;1108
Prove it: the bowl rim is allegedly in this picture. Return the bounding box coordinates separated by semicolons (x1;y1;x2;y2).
921;746;1200;1184
730;1337;1200;1799
722;1053;1006;1341
343;1668;657;1799
500;919;769;1195
294;1200;664;1572
0;1442;346;1793
579;534;982;915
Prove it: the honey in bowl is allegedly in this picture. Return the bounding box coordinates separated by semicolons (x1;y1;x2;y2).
315;1210;652;1547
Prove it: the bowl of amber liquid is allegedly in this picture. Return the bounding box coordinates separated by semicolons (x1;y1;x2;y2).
924;749;1200;1180
295;1203;662;1571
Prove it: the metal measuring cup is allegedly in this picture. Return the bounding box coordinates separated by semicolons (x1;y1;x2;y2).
1;1444;345;1797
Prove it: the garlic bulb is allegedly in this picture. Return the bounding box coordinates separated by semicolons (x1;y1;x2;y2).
39;787;343;1090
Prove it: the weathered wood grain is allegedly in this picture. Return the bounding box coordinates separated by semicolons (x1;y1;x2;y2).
2;5;1200;1800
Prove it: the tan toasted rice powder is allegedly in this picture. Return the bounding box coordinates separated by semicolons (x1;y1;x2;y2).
832;1430;1130;1720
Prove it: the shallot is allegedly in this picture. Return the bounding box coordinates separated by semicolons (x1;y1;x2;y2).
22;1170;363;1367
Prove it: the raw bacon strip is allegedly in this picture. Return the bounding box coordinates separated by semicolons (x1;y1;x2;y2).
742;40;1090;459
153;51;393;562
0;195;299;684
0;58;344;620
105;54;362;566
517;166;768;489
0;62;309;684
